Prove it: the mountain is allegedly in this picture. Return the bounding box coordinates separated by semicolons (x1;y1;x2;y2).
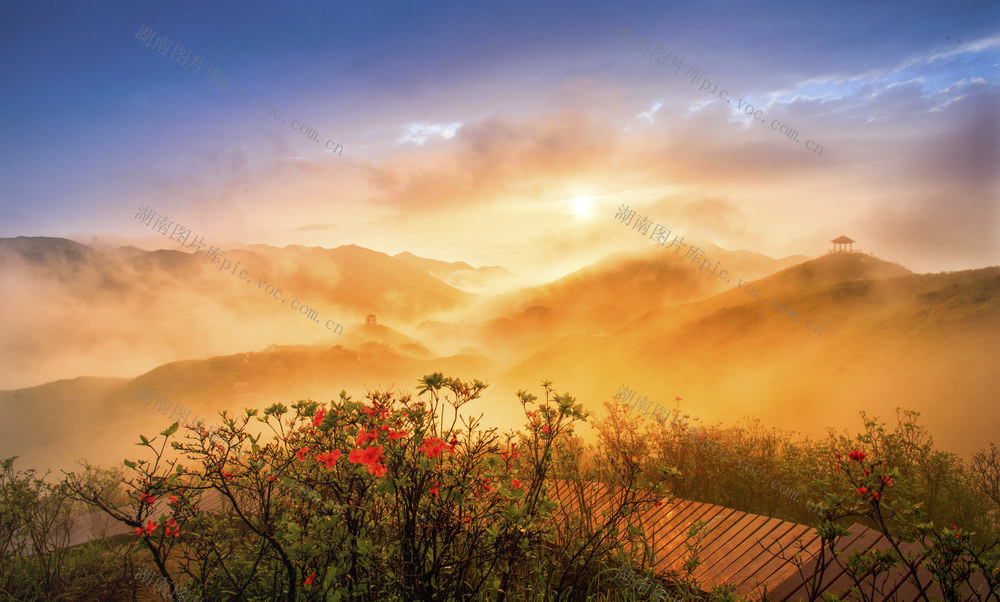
0;333;498;473
491;253;998;456
393;251;528;295
416;244;809;362
0;238;477;390
3;238;997;470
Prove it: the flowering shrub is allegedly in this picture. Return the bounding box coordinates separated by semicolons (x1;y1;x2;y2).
58;374;679;600
7;383;998;600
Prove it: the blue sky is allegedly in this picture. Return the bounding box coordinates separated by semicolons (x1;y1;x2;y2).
1;0;997;277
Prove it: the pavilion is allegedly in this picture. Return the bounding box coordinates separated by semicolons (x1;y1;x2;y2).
830;235;855;253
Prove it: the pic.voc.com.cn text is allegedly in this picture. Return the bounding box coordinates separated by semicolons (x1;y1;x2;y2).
616;25;824;156
613;204;823;336
134;205;344;335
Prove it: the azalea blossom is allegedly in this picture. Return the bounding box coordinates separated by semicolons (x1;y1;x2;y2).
316;450;341;469
388;429;408;441
312;408;326;427
419;437;450;459
296;446;310;461
349;445;386;476
356;429;378;446
512;478;522;489
429;480;439;498
304;571;315;585
847;450;866;463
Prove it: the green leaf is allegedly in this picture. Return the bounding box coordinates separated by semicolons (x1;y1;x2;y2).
162;422;179;437
123;459;136;469
139;435;150;446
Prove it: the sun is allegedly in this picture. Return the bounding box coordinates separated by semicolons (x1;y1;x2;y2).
567;196;596;220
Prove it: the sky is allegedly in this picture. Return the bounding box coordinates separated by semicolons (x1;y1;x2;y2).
1;0;998;281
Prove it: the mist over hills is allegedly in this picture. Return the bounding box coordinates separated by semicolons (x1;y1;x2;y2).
0;237;476;390
1;236;997;472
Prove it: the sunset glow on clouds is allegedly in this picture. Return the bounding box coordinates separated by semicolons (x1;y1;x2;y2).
1;0;997;279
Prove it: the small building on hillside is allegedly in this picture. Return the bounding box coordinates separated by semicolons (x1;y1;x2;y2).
830;235;856;253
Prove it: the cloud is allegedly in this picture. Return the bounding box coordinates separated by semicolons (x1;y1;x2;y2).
637;101;662;124
363;110;618;212
398;121;464;145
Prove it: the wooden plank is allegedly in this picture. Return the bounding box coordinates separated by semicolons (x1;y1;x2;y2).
659;506;739;576
880;538;934;601
646;499;696;561
744;526;822;600
772;521;880;601
648;500;710;564
691;512;761;586
655;504;732;574
727;522;816;597
701;517;791;586
819;530;902;601
650;502;719;574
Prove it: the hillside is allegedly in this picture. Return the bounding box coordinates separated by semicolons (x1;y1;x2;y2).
0;237;477;390
0;334;497;472
491;255;999;456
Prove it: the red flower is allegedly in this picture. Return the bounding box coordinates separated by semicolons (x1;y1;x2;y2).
304;571;315;585
135;526;143;536
856;486;867;495
356;429;378;446
169;495;178;504
164;519;180;537
388;429;408;441
429;480;439;499
316;450;341;469
140;494;156;504
362;445;384;465
144;520;157;535
419;437;450;459
312;408;326;427
847;450;866;463
349;445;386;476
542;426;551;434
512;478;522;489
296;446;310;461
881;476;893;487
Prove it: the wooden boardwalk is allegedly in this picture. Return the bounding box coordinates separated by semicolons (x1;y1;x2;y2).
548;481;997;601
